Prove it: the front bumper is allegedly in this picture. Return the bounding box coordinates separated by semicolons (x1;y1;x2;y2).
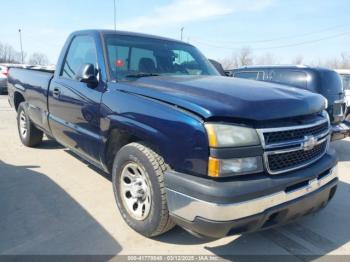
331;121;350;141
165;151;338;238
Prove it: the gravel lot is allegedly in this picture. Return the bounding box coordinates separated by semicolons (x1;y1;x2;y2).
0;95;350;258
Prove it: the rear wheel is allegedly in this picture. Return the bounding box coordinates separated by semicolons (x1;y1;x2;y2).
17;102;43;147
112;142;175;237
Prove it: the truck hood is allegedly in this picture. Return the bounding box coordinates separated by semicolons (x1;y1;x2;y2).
116;76;325;121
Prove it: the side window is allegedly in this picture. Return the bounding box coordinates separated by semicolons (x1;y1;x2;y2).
341;75;350;90
130;48;157;71
173;50;195;65
257;71;265;80
172;50;203;75
108;45;130;72
233;71;259;80
61;35;98;80
269;70;307;89
106;45;157;76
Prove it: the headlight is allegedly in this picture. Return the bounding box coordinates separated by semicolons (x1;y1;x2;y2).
205;123;263;177
205;123;260;147
208;157;263;177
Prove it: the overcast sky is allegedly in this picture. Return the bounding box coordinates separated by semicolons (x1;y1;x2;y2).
1;0;349;64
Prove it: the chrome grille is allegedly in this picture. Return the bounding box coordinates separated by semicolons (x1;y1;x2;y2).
258;119;330;175
263;121;329;145
267;140;328;173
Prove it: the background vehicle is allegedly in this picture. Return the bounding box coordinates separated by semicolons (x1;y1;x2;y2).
230;65;349;141
335;69;350;120
0;65;8;94
7;30;338;239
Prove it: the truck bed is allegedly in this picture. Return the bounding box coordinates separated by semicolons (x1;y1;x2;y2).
8;67;54;133
9;67;54;92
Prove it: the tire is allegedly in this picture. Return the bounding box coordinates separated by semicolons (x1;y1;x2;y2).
112;142;175;237
17;102;43;147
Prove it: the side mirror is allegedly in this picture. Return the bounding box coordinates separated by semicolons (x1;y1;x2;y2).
76;63;99;88
208;59;226;76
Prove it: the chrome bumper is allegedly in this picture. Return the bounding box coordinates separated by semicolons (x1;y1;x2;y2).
166;167;338;222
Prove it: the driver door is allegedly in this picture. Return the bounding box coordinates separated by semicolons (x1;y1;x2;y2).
48;34;103;163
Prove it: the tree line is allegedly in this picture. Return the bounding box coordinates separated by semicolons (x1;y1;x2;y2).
0;41;49;65
217;47;350;70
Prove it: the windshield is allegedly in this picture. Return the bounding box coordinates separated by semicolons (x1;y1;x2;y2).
104;34;219;80
340;74;350;91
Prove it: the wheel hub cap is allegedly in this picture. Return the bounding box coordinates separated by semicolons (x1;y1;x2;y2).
120;163;152;221
19;111;28;138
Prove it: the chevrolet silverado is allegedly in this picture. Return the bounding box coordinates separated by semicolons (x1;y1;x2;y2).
7;30;338;239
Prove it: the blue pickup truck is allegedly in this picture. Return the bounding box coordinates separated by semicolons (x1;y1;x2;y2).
8;30;338;239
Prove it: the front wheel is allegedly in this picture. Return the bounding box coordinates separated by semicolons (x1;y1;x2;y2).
112;143;175;237
17;102;43;147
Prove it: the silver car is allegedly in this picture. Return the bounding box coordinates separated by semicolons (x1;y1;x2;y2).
0;65;8;94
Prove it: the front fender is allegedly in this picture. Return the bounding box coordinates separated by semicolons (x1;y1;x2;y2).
100;88;209;176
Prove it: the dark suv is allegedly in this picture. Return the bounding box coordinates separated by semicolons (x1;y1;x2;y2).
230;65;349;141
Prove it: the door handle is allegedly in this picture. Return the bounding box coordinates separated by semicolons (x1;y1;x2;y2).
53;87;61;98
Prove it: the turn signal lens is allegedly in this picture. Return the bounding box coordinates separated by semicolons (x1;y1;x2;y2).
208;157;220;177
208;156;263;178
205;124;218;147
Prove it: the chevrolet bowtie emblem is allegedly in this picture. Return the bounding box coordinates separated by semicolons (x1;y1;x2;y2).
303;135;318;151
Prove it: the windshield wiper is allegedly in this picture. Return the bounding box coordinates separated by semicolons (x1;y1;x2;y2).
125;72;160;78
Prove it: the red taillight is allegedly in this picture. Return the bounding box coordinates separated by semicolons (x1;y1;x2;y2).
1;69;8;76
